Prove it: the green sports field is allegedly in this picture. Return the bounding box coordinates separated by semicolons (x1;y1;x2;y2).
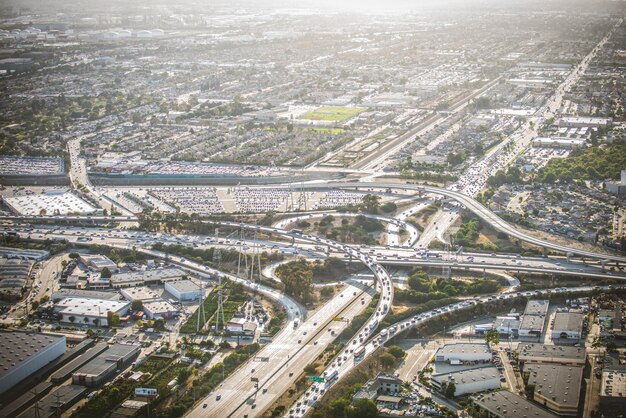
299;106;366;121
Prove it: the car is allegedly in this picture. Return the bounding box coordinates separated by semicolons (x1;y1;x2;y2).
216;395;221;401
203;404;208;408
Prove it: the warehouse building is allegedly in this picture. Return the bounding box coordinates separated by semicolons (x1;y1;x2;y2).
72;343;140;387
600;368;626;408
119;286;161;302
54;298;130;327
0;331;66;394
519;300;549;341
525;363;583;416
0;247;49;261
109;268;186;288
51;289;121;301
518;344;586;366
435;343;492;364
165;279;202;301
471;390;560;418
494;317;520;337
551;312;585;344
142;300;178;319
431;365;501;396
78;254;117;272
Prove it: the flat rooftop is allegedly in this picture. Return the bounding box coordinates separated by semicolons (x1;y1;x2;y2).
55;297;129;317
518;344;586;364
524;300;550;316
143;300;177;314
520;315;546;332
120;286;161;301
432;365;500;385
166;279;200;293
3;191;97;216
472;390;559;418
601;369;626;398
52;289;122;301
525;363;583;409
110;268;185;285
0;331;66;379
74;343;140;378
436;342;490;356
553;312;584;333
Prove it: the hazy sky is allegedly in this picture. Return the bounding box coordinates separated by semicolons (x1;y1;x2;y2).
1;0;619;16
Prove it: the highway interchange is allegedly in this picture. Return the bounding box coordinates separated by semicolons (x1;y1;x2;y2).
2;18;623;418
3;207;626;418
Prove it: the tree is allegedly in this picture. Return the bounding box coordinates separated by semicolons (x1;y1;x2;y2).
387;345;406;359
107;311;120;327
131;299;143;311
361;194;380;214
380;352;396;368
444;381;456;398
485;329;500;346
304;363;317;374
346;399;378;418
68;316;75;323
100;267;112;279
154;318;165;331
328;398;351;418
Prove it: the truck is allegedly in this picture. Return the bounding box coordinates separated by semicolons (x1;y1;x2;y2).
324;370;339;387
369;319;379;331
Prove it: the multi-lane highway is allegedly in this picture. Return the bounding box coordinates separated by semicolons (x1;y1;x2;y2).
288;283;620;417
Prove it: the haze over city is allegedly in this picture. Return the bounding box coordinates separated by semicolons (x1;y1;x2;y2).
0;1;624;418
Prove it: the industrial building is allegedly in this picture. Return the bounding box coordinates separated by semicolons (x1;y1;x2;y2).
557;116;612;128
0;258;32;301
54;297;130;327
0;246;49;261
353;373;403;402
119;286;161;302
519;300;549;341
165;279;202;301
431;365;502;396
494;316;520;337
524;363;583;416
109;268;186;288
51;289;121;301
2;190;97;216
471;390;560;418
0;331;66;394
551;312;585;344
517;344;586;366
72;343;140;387
435;343;492;364
78;254;117;272
532;138;586;149
600;368;626;408
142;300;178;319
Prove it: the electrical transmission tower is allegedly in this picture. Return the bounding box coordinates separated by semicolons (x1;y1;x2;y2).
214;274;226;334
196;289;206;333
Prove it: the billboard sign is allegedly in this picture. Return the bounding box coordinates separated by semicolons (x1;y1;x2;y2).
135;388;157;397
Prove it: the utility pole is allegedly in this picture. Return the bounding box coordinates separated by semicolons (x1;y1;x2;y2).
215;275;225;335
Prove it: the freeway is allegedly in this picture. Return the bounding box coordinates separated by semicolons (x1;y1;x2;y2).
8;224;626;281
289;283;621;418
4;221;396;417
7;177;625;263
266;182;626;263
188;282;374;418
